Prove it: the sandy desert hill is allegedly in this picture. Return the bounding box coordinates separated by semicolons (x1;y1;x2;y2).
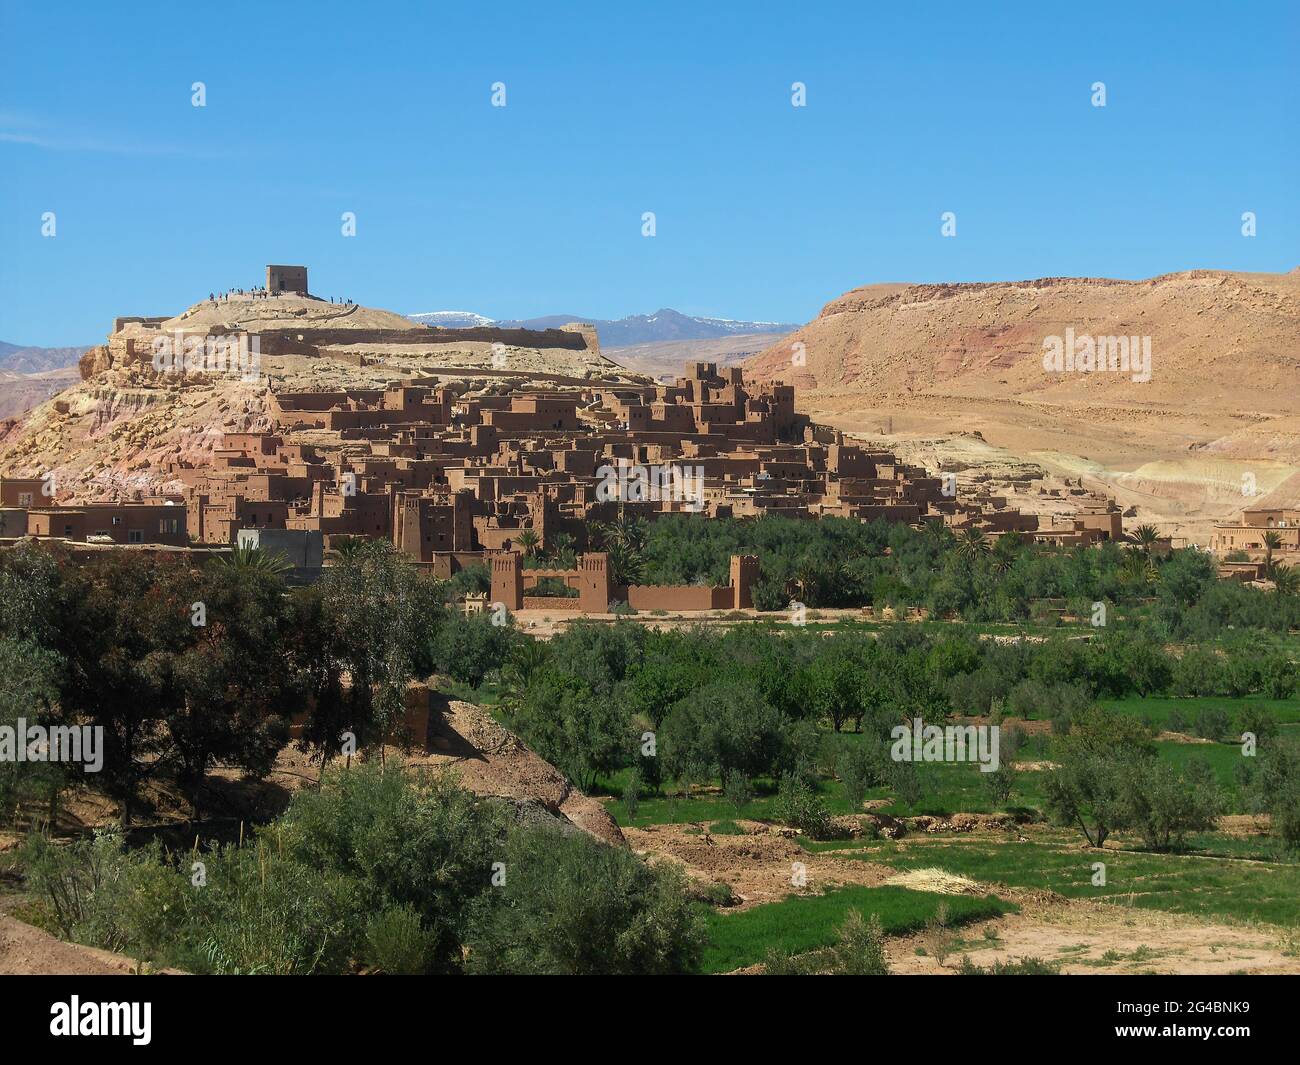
746;269;1300;541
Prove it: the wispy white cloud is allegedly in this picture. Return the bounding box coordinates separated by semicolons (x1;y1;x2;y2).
0;115;234;159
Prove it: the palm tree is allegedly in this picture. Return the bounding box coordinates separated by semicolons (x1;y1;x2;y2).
326;535;366;564
500;639;553;716
605;540;644;587
991;531;1021;575
215;542;292;577
1271;563;1300;597
922;518;955;548
515;528;541;558
1261;531;1283;576
1127;524;1161;558
593;515;647;554
792;560;821;606
955;526;992;561
1121;549;1157;587
548;532;576;568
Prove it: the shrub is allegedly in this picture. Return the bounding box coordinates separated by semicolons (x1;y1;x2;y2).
276;763;506;972
1247;740;1300;850
774;772;834;838
622;767;641;821
981;763;1018;808
750;574;789;612
1118;757;1221;851
832;909;890;975
724;771;755;814
464;826;705;974
889;759;924;811
959;955;1061;975
1192;706;1231;742
1261;657;1297;699
178;839;360;975
363;904;436;974
434;613;517;688
1236;706;1280;747
837;741;880;812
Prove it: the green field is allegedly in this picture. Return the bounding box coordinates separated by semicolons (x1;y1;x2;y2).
1098;694;1300;729
699;885;1015;973
823;836;1300;927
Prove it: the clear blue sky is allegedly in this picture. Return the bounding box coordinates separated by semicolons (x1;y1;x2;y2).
2;0;1296;345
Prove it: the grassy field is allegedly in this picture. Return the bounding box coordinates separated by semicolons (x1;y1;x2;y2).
822;836;1300;927
699;885;1015;973
1098;694;1300;729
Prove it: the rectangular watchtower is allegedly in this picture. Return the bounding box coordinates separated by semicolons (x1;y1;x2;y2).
267;265;309;295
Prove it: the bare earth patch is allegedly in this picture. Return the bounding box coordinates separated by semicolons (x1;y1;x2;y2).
624;821;892;908
888;896;1300;975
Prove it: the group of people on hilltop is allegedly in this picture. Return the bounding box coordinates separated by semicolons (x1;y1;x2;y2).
204;288;356;307
207;286;269;304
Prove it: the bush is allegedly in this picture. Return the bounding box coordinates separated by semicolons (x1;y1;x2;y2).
275;763;506;972
832;909;890;975
774;772;834;838
724;771;755;814
889;759;924;811
981;763;1018;808
837;740;883;812
1236;706;1280;748
363;904;436;974
464;826;705;974
622;767;641;821
1192;706;1232;742
434;613;517;688
1247;740;1300;850
958;955;1061;975
177;839;360;975
750;574;789;612
762;908;890;975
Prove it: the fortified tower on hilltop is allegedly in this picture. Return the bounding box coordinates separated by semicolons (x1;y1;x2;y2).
266;264;309;295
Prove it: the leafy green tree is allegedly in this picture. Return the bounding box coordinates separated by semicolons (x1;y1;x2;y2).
1117;757;1220;851
50;554;190;825
661;682;787;785
434;612;517;688
313;540;445;762
1245;739;1300;849
1043;751;1132;847
981;762;1018;808
0;637;66;826
163;558;297;817
507;672;629;791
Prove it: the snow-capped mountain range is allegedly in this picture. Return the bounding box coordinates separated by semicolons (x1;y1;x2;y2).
405;311;496;329
405;307;798;347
